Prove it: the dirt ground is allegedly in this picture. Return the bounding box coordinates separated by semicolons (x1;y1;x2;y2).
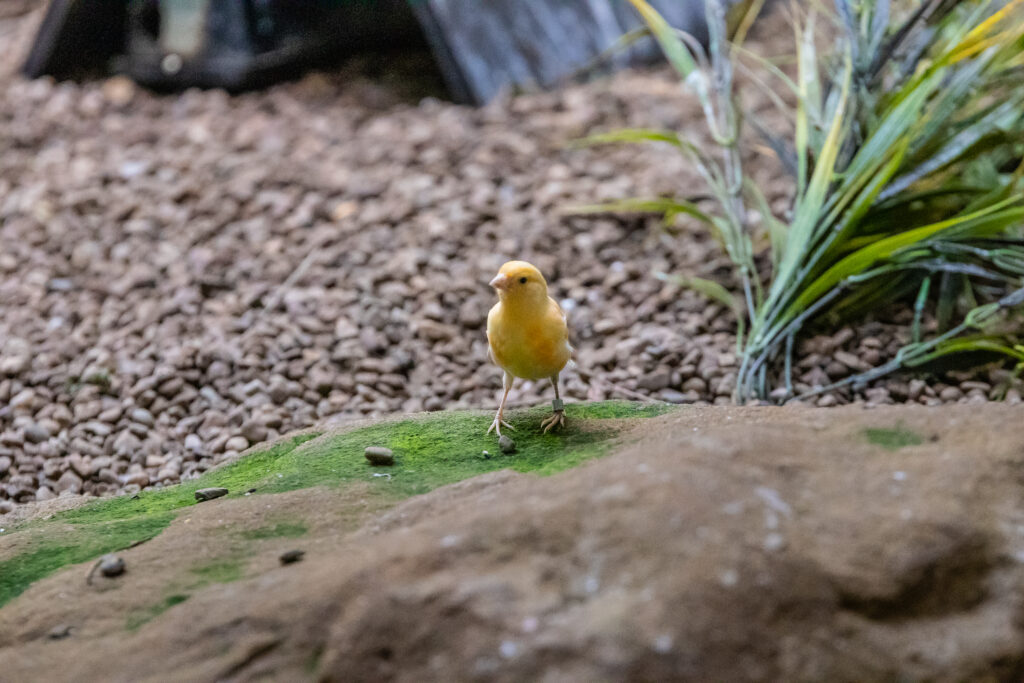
2;403;1024;682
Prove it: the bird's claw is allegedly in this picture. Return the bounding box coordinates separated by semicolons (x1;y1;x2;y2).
487;415;515;437
540;409;565;434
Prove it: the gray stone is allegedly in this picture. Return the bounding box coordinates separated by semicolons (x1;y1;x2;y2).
48;624;72;640
121;471;150;487
98;406;123;423
225;436;249;452
240;421;268;444
637;370;671;392
0;431;23;447
658;389;689;404
99;553;126;577
130;407;155;427
364;446;394;466
82;421;112;437
9;389;35;410
113;430;142;456
157;376;185;398
0;356;28;375
195;487;229;502
56;470;83;493
499;434;516;454
82;366;112;386
279;549;305;564
681;376;707;393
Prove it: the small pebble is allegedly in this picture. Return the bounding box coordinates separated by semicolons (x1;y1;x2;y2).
184;434;204;453
48;624;73;640
364;446;394;466
195;487;229;502
99;554;126;577
499;434;516;454
130;407;155;427
279;549;305;564
224;436;249;452
23;422;51;444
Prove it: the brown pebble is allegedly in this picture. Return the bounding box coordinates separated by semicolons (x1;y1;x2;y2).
99;554;126;577
279;549;305;564
195;487;229;502
48;624;73;640
364;446;394;466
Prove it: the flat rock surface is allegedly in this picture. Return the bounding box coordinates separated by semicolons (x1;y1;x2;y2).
2;403;1023;681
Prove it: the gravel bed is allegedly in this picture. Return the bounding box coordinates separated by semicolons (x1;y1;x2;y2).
1;8;1019;508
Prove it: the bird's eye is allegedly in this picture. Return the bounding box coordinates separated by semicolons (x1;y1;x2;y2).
519;277;527;284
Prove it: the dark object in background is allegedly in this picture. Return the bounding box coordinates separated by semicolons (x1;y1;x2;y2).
20;0;128;80
120;0;424;91
23;0;424;91
22;0;709;103
411;0;708;103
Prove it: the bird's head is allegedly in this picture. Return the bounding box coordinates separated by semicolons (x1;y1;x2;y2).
489;260;548;304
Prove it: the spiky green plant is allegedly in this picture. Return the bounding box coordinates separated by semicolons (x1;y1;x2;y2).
570;0;1024;403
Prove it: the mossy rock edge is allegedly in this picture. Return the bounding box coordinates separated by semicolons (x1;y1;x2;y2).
0;400;674;609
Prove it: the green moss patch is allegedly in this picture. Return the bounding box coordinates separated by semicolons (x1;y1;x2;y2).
267;401;672;498
52;401;669;527
0;401;671;611
0;513;175;608
55;434;320;527
864;426;925;450
567;401;675;420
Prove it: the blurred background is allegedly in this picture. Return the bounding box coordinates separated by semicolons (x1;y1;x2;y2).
3;0;963;510
18;0;710;102
1;0;756;508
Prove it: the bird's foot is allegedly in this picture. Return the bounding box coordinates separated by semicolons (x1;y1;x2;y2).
541;399;565;434
487;414;515;437
541;410;564;433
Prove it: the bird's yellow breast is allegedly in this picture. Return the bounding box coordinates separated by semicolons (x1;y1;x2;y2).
487;297;571;381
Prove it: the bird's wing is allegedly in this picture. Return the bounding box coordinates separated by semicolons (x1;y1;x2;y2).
549;297;575;361
486;301;501;366
548;297;569;333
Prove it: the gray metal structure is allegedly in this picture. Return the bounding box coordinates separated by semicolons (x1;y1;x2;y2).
23;0;710;104
412;0;708;103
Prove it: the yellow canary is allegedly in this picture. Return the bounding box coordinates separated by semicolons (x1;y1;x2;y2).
486;260;572;436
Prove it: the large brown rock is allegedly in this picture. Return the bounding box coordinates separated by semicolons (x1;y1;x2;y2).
2;404;1024;681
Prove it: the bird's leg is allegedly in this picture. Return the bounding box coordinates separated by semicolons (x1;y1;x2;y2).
540;375;566;433
487;372;516;436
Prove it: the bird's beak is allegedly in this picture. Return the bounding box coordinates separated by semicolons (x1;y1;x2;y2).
489;273;510;291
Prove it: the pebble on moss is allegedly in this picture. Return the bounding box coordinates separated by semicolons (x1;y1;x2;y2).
499;435;516;454
365;446;394;466
195;487;229;502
